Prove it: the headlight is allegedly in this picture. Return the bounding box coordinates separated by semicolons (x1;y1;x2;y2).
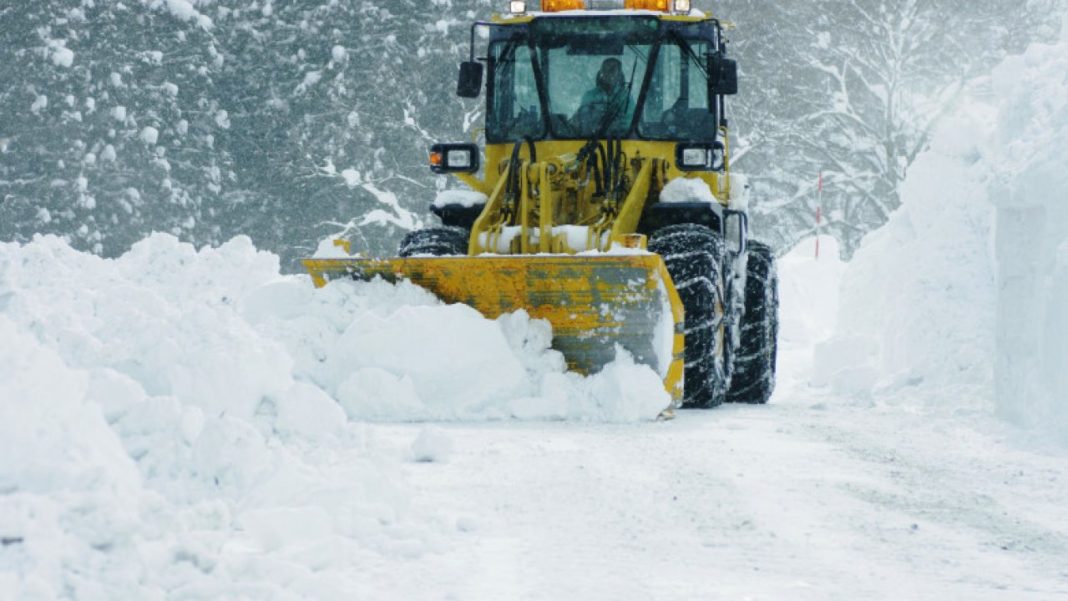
447;150;472;169
430;143;481;174
681;148;708;167
675;142;725;171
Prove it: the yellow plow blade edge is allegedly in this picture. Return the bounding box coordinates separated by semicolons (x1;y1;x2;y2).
303;255;685;404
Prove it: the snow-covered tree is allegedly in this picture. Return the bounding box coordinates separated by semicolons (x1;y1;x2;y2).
0;1;232;256
1;0;1062;265
205;0;485;264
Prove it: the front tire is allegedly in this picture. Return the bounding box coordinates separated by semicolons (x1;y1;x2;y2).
726;240;779;404
649;224;729;408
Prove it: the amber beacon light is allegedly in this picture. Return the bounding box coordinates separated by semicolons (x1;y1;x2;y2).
540;0;584;11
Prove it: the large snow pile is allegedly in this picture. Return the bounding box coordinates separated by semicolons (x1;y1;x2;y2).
989;15;1068;438
0;234;667;598
817;102;998;407
819;15;1068;438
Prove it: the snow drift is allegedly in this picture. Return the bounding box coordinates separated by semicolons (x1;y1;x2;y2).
0;234;668;425
0;233;668;598
818;105;997;406
989;15;1068;438
818;15;1067;441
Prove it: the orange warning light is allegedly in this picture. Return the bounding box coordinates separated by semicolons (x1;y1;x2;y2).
541;0;586;11
625;0;671;11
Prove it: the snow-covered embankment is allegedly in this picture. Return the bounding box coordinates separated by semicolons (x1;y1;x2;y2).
807;15;1068;442
0;234;666;598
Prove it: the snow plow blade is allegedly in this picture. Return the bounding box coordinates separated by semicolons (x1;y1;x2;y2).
303;255;685;404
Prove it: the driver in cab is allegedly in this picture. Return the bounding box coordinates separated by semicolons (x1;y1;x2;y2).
571;58;633;134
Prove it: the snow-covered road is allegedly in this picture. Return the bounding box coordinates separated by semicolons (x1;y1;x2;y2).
370;401;1068;600
5;167;1068;598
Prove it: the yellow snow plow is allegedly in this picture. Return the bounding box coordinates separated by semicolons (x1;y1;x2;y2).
306;3;780;409
304;252;686;402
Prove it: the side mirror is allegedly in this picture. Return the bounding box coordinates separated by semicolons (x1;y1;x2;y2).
430;143;480;174
457;61;483;98
722;210;748;254
675;141;725;172
708;55;738;96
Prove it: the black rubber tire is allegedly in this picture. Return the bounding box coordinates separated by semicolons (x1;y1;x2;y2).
726;240;779;404
398;226;469;257
649;224;728;408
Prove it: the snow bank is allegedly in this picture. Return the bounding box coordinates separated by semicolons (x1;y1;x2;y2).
0;233;668;597
0;236;415;598
0;234;668;426
778;236;845;347
773;236;849;397
989;16;1068;439
820;15;1068;438
818;103;997;405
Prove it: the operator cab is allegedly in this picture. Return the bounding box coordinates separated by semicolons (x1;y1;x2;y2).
458;1;737;148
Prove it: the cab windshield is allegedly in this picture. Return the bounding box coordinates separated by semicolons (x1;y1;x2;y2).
486;17;718;142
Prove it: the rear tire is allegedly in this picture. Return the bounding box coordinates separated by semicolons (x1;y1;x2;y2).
649;224;728;408
726;240;779;404
398;226;469;257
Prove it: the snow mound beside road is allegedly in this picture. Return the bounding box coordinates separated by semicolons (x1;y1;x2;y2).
0;233;668;598
989;16;1068;439
825;108;997;406
816;15;1068;441
0;233;668;425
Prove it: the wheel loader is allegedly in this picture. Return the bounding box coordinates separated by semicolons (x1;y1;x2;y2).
304;0;779;411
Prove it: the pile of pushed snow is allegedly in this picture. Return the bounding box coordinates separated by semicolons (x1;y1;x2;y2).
0;236;417;599
0;234;668;598
988;15;1068;439
0;234;667;424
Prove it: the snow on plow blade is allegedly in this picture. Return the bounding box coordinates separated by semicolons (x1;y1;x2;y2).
303;255;685;404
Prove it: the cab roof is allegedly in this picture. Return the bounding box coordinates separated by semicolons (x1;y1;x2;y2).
494;10;713;25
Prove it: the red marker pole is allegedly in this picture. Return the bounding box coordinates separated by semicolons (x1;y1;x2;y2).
815;171;823;259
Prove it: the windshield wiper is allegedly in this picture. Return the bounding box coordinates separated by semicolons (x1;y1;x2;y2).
526;40;551;140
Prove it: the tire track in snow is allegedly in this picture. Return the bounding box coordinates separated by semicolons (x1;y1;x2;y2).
364;404;1068;600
